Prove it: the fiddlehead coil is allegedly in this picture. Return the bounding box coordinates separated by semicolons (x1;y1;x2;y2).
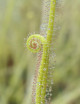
26;34;47;53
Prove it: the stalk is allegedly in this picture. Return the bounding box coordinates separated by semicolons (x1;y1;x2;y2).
26;0;56;104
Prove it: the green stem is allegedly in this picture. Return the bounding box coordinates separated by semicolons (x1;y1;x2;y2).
36;0;56;103
27;0;56;104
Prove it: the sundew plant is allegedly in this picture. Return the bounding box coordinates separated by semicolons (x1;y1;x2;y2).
0;0;80;104
26;0;57;104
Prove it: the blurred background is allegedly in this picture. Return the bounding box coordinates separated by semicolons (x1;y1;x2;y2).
0;0;80;104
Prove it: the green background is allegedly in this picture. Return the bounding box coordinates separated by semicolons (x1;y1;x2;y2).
0;0;80;104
